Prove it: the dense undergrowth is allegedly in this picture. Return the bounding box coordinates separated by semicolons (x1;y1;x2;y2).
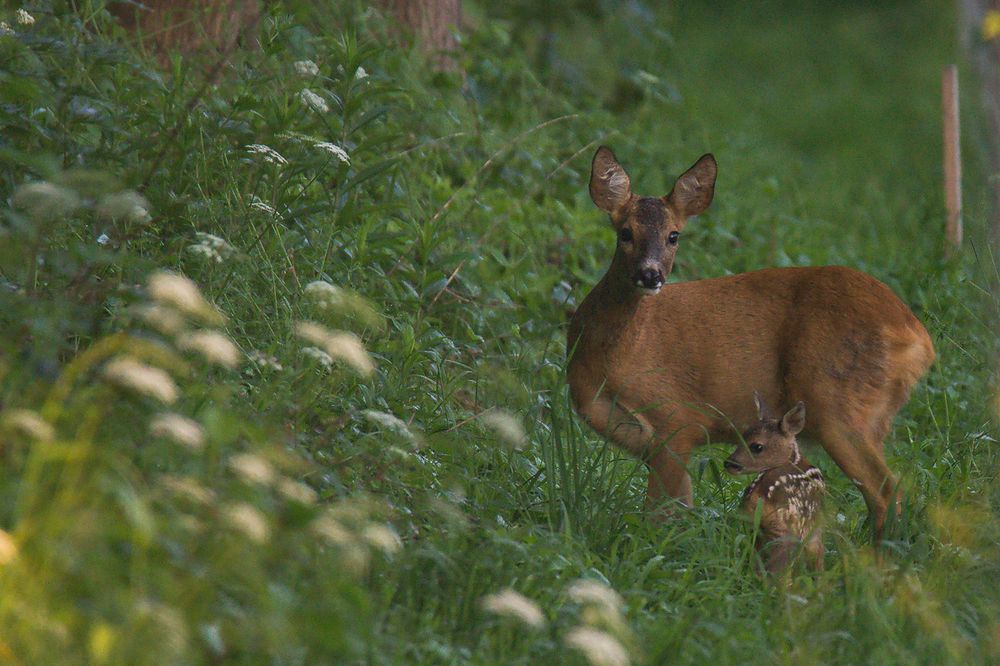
0;0;998;663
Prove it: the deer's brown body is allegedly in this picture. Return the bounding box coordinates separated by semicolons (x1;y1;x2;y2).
567;147;934;535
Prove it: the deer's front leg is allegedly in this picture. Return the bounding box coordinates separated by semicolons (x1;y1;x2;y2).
645;435;699;514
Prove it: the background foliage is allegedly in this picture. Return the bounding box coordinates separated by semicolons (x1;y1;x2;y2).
0;0;998;663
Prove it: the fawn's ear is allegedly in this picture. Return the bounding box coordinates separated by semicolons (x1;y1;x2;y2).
780;402;806;436
753;391;773;421
590;146;632;215
666;153;716;218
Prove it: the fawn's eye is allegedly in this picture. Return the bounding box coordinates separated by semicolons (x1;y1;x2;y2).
749;443;764;454
667;231;680;245
619;228;633;243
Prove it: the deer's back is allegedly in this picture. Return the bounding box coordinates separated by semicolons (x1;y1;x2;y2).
567;265;934;435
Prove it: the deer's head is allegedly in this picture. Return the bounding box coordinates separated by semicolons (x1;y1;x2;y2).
724;394;806;475
589;146;716;294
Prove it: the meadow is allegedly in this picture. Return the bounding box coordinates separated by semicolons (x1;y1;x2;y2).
0;0;998;663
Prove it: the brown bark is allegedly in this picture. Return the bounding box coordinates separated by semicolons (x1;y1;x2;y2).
380;0;462;71
109;0;260;66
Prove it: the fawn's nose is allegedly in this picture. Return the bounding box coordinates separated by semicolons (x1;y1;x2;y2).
724;459;742;474
635;267;663;290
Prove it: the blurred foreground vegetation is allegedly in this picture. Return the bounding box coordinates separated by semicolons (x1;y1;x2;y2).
0;0;998;663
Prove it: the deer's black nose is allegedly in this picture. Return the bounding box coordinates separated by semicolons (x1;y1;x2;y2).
724;459;742;473
636;268;663;290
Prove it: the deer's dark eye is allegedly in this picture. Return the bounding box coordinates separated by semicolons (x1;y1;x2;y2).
619;228;633;243
667;231;680;245
749;443;764;454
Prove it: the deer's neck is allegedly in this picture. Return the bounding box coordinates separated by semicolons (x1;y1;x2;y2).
569;252;658;372
595;252;649;315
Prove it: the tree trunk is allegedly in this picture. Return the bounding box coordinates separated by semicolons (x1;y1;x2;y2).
109;0;260;67
381;0;462;71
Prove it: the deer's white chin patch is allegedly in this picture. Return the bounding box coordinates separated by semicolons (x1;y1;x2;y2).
637;286;661;296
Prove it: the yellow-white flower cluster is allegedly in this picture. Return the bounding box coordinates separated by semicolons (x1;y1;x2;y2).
186;232;235;264
481;409;528;449
564;578;632;666
3;409;55;441
480;589;546;629
150;413;205;451
245;143;288;166
295;321;374;377
104;358;179;404
311;503;403;577
293;59;319;77
314;142;350;164
299;89;329;114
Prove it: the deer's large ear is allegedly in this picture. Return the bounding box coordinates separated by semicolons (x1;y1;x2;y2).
590;146;632;215
753;391;773;421
666;153;716;218
780;402;806;436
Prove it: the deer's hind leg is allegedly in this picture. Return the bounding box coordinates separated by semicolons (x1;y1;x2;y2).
811;419;898;539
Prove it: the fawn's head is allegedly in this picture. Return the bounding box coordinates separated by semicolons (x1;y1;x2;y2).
589;146;717;294
724;394;806;475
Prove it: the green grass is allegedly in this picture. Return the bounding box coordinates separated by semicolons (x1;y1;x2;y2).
0;0;998;663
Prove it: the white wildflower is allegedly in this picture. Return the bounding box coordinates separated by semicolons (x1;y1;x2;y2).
480;589;545;629
96;233;110;246
15;9;34;26
135;303;186;336
355;66;368;80
97;190;151;224
301;346;333;369
293;59;319;77
150;413;205;451
245;143;288;166
481;409;528;449
362;523;402;555
103;358;178;404
177;330;240;369
186;244;222;263
222;503;269;543
299;88;329;114
186;233;234;264
0;22;14;36
0;529;17;565
249;196;277;216
161;475;215;505
567;579;624;612
12;181;80;219
362;409;416;443
302;281;381;326
295;321;374;377
229;453;276;487
248;350;283;371
147;271;225;326
565;627;630;666
277;478;317;505
313;142;350;164
322;331;374;376
4;409;54;441
304;280;347;307
311;514;354;546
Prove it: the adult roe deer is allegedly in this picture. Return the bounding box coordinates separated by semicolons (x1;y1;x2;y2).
566;146;934;536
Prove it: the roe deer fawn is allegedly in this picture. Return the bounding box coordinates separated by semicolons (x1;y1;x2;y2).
566;146;934;537
725;395;824;574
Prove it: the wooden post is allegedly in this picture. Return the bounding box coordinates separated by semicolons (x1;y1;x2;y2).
942;65;962;257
